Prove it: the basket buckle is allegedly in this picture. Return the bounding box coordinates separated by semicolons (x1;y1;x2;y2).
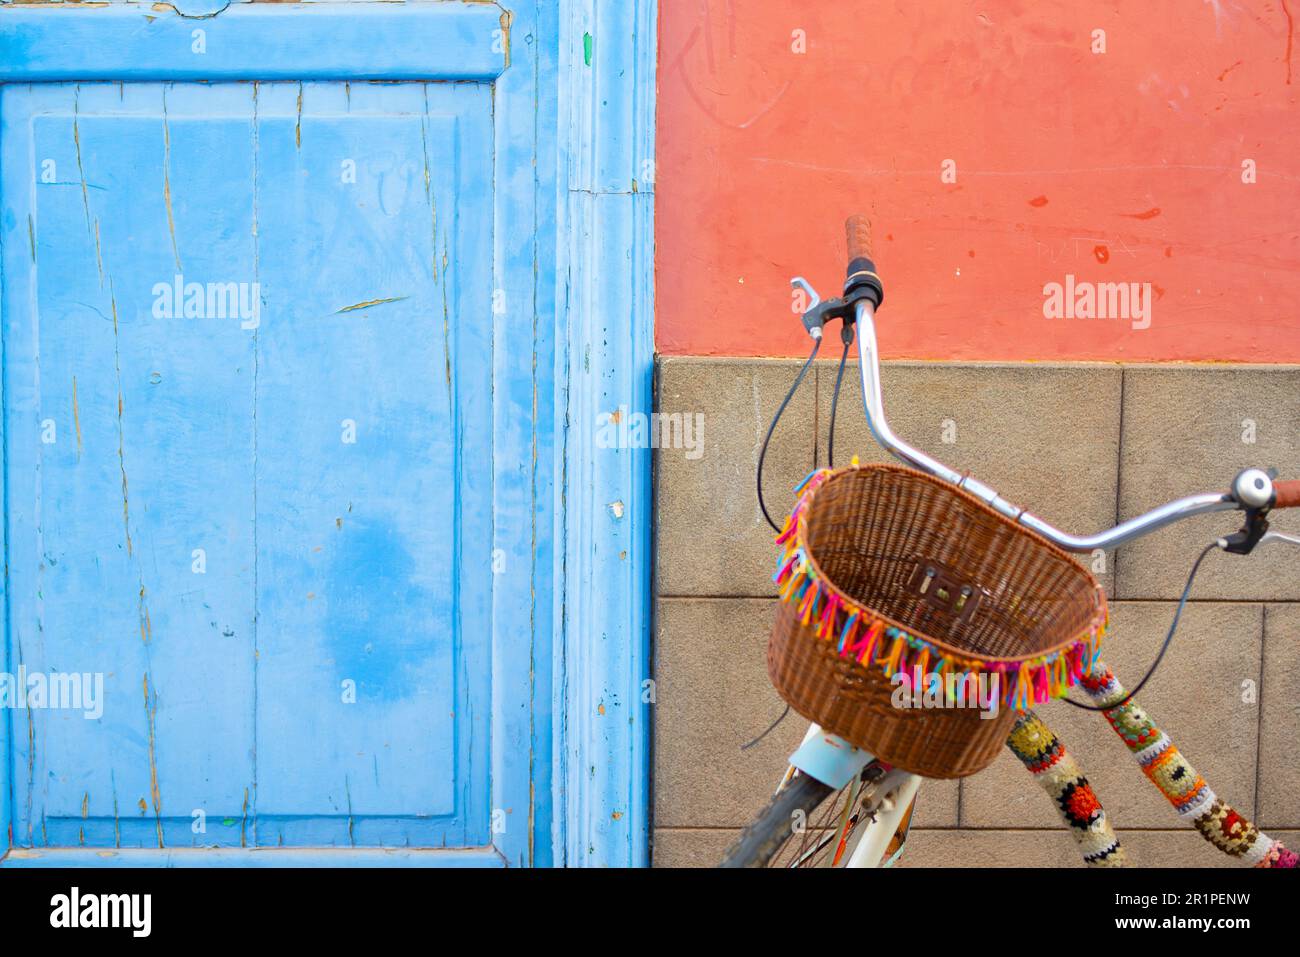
908;560;982;624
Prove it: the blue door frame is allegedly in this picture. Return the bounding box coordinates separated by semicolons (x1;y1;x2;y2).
0;1;654;867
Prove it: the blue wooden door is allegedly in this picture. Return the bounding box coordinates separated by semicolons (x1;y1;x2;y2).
0;4;555;866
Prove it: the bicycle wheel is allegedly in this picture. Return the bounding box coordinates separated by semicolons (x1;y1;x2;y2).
719;773;837;868
721;761;919;868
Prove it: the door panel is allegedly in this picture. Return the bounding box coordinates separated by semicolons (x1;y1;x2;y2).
2;80;494;851
249;83;492;841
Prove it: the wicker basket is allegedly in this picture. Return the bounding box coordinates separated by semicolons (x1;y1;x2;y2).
767;464;1107;778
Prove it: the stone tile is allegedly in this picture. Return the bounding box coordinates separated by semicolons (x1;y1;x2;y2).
656;357;818;598
1259;604;1300;829
898;828;1086;867
654;827;1300;868
654;598;811;828
653;828;737;868
1115;367;1300;600
913;775;961;829
962;601;1262;830
654;597;959;828
819;361;1122;596
1117;829;1300;868
898;829;1300;868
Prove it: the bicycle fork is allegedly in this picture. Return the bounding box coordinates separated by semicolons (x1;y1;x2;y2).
785;722;923;867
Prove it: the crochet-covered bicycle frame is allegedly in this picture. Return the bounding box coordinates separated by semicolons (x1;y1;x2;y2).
1011;667;1296;868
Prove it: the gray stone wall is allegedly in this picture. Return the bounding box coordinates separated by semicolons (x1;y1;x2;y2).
652;356;1300;867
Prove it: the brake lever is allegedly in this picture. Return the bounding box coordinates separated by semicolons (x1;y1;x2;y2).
790;277;824;340
1219;468;1297;555
1219;508;1270;555
1259;529;1300;550
790;276;866;342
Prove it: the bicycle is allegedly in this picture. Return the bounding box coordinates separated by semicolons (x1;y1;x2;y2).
720;215;1300;869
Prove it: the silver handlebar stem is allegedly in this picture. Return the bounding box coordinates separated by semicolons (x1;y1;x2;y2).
853;300;965;487
852;300;1238;553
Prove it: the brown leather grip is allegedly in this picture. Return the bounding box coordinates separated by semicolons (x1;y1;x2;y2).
845;215;874;261
1274;479;1300;508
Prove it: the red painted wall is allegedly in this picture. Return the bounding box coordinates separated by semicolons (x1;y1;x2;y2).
655;1;1300;362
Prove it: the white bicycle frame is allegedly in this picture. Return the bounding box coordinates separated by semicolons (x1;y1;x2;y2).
771;293;1296;868
781;723;920;868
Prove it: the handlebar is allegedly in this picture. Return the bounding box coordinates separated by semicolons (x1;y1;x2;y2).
831;215;1290;554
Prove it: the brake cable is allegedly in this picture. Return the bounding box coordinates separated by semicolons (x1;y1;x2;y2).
757;311;857;533
1062;541;1218;711
827;323;854;469
757;338;821;533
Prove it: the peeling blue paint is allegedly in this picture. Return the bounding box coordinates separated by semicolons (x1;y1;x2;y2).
556;0;656;868
0;2;568;866
0;0;654;869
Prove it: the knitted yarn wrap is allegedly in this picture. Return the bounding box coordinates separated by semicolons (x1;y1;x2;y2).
1007;711;1127;867
1082;662;1297;869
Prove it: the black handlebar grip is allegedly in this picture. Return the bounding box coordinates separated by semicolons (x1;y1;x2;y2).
844;214;884;308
